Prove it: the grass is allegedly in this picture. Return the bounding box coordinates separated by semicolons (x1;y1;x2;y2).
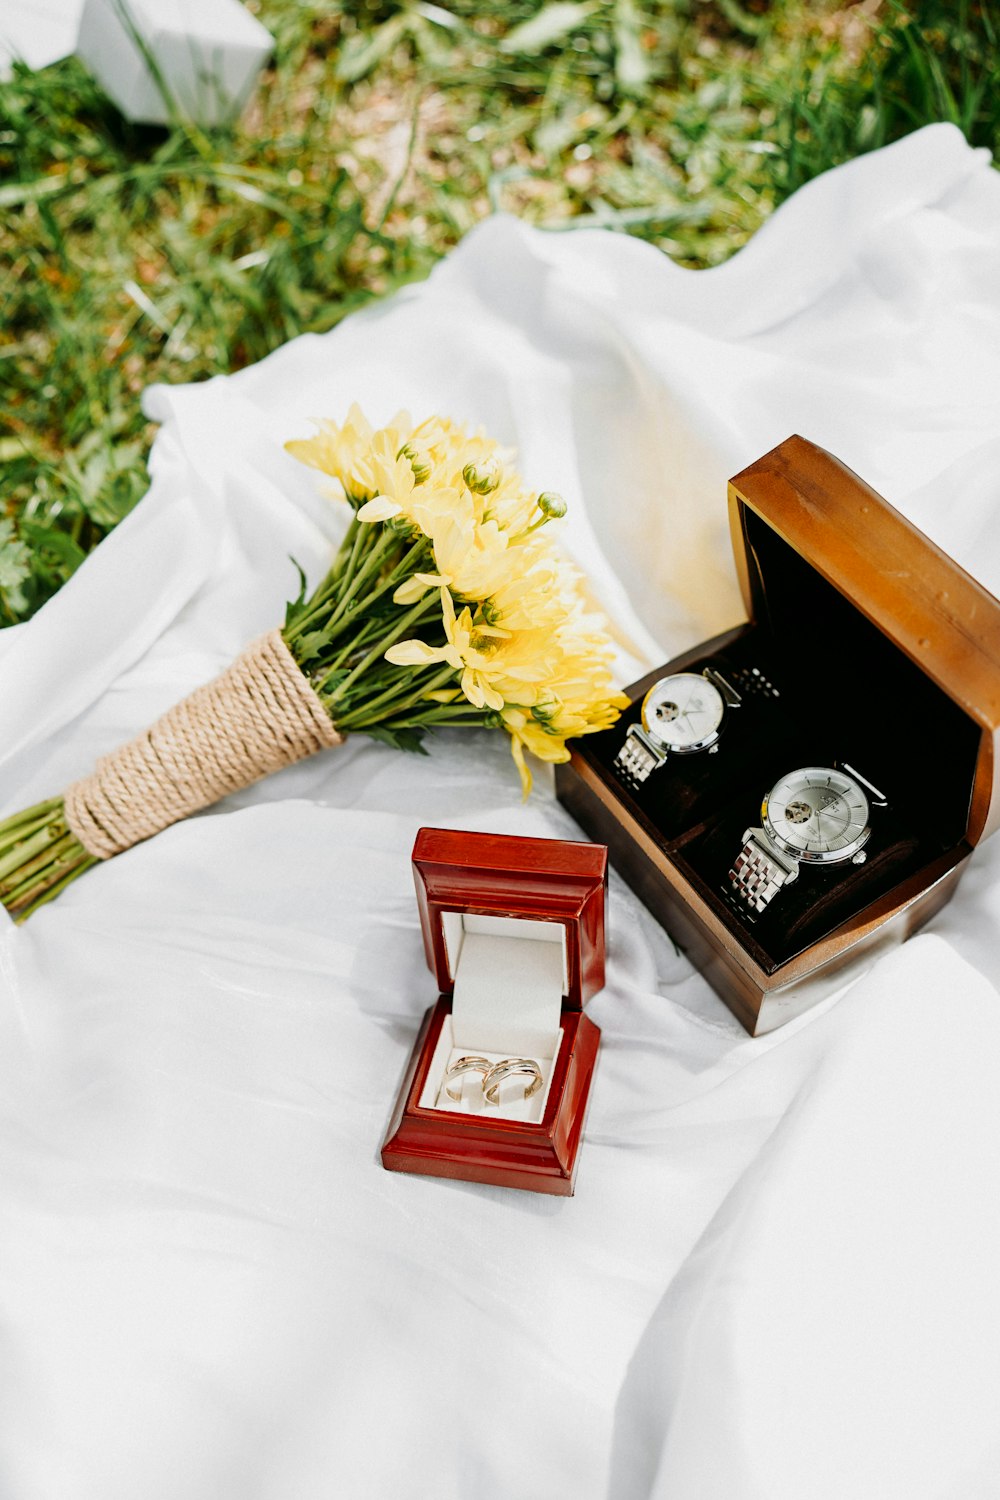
1;0;997;627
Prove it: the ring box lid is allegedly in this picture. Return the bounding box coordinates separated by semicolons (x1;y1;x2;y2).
411;827;607;1013
730;436;1000;844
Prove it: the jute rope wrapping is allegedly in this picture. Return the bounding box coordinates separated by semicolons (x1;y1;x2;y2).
64;630;342;860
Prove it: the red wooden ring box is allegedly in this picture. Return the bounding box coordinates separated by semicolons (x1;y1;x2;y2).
381;827;608;1196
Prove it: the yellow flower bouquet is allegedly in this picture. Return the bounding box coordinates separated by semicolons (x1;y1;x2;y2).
0;407;628;920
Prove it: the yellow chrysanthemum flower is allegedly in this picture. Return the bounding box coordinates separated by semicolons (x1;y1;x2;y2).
285;404;412;503
386;589;512;711
287;402;627;796
392;515;518;607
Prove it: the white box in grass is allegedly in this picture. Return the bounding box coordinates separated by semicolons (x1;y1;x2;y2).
76;0;273;128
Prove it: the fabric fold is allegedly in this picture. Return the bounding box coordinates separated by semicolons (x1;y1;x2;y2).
610;936;1000;1500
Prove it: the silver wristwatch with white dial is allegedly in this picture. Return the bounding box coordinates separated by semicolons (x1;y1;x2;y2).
728;764;887;917
614;668;742;787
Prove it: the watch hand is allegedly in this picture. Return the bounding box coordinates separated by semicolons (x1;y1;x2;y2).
814;807;848;839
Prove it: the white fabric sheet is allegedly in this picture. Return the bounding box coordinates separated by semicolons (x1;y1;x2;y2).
1;123;1000;1498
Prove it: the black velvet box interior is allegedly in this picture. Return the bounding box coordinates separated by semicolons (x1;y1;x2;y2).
577;509;981;975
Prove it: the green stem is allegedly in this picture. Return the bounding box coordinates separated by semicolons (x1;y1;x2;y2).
332;513;363;576
320;594;440;701
307;616;387;685
4;848;84;909
0;797;62;839
0;830;78;898
336;664;456;729
0;821;66;884
0;809;61;856
377;711;489;730
14;857;99;923
325;536;431;640
312;530;401;642
285;520;367;639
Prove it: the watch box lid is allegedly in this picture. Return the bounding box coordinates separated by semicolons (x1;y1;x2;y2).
411;827;607;1010
729;436;1000;844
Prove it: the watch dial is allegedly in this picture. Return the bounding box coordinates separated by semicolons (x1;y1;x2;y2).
641;673;724;752
763;766;870;862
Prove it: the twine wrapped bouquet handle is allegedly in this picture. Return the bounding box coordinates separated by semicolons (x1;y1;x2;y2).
64;630;342;860
0;404;628;921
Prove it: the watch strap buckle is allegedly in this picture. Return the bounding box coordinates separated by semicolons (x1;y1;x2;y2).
703;666;742;708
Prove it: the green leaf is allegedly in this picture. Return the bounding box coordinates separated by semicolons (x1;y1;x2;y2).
614;0;650;97
715;0;767;37
500;3;598;56
0;172;70;209
285;557;309;616
413;3;462;32
61;438;148;530
363;725;429;755
0;520;31;591
336;14;412;83
290;629;332;665
18;519;86;571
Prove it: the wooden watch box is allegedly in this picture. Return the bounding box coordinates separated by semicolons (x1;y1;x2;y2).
557;435;1000;1035
381;828;608;1196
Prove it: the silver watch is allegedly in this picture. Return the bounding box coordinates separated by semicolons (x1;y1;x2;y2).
614;668;742;787
728;764;887;917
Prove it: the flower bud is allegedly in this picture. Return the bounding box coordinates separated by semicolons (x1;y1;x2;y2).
537;491;566;519
463;458;501;495
397;443;431;484
482;599;502;626
387;515;420;539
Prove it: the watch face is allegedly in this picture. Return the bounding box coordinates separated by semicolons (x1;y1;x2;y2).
762;766;871;864
641;673;724;753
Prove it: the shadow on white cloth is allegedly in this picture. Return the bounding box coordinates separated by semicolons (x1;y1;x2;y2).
0;123;998;1500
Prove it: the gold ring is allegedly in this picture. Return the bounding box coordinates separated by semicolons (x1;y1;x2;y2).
482;1057;543;1106
442;1055;492;1103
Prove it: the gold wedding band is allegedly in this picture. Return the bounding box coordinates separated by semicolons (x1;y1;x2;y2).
443;1055;492;1102
482;1057;543;1106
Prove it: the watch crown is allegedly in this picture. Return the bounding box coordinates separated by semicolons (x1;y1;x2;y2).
852;851;867;865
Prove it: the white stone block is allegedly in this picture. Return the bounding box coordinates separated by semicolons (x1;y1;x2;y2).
0;0;84;81
76;0;273;127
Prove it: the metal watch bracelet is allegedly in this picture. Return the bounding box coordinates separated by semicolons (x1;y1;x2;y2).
615;725;667;786
728;833;797;916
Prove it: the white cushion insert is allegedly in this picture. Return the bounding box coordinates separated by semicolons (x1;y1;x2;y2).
451;929;564;1055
